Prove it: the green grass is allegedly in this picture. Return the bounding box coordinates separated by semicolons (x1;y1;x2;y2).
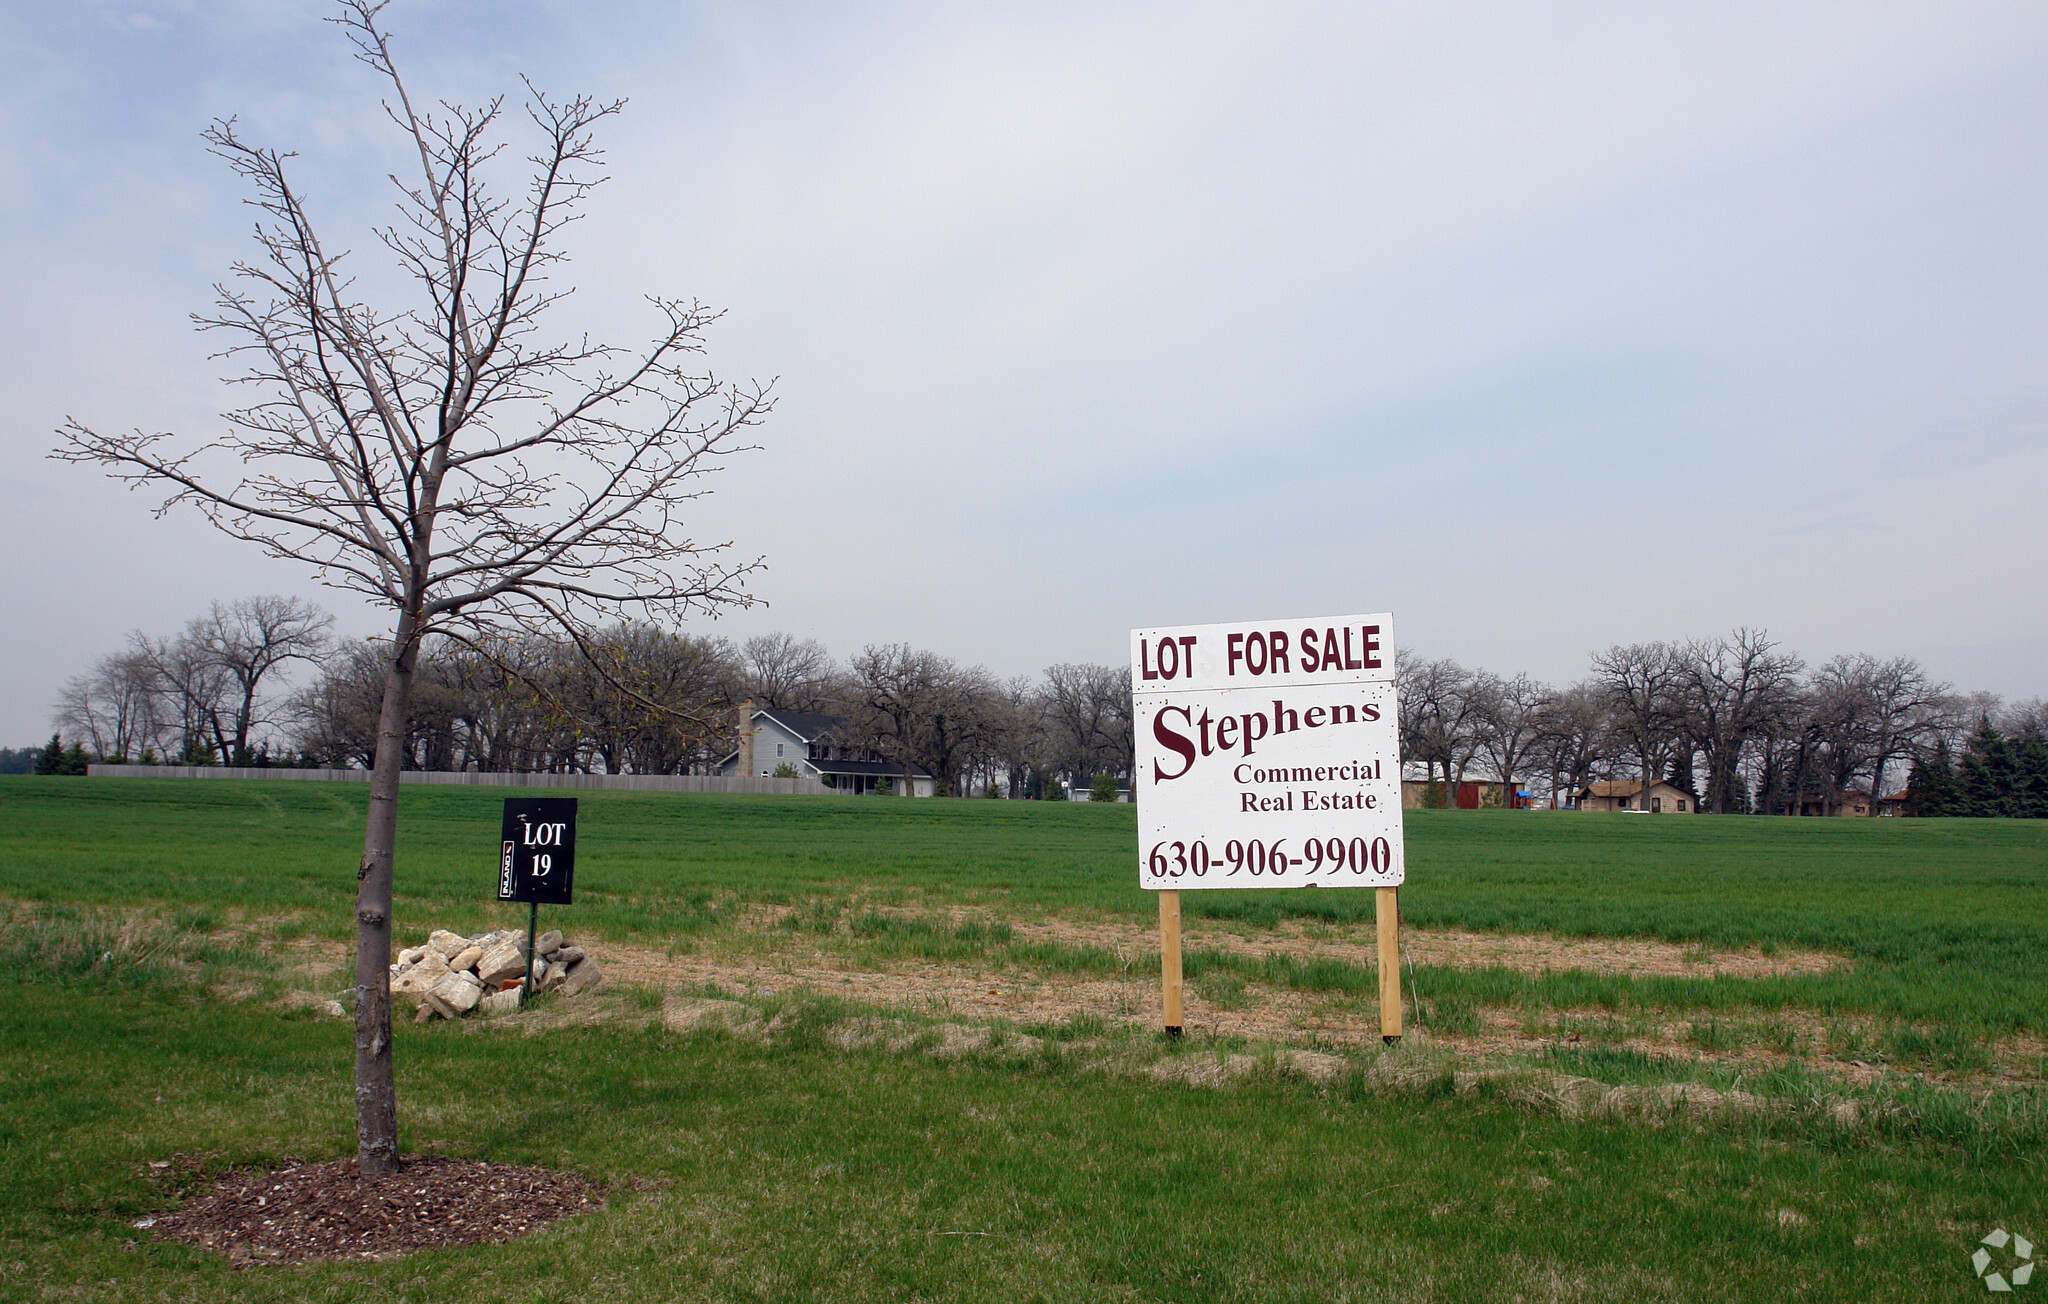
5;983;2045;1302
3;778;2046;1034
5;779;2048;1298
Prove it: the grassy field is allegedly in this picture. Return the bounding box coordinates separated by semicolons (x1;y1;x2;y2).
4;776;2047;1300
6;777;2046;1028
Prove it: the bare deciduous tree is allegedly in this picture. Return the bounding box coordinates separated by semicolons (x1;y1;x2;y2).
133;629;233;762
1532;680;1609;805
1397;656;1486;802
738;633;837;714
1672;629;1804;814
190;595;334;762
1470;671;1548;801
54;3;768;1174
1041;662;1134;788
842;645;1004;796
54;650;162;762
1590;641;1683;799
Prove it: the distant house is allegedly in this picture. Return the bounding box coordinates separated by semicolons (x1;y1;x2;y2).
717;706;936;797
1574;780;1695;813
1064;776;1131;803
1400;779;1529;810
1781;788;1875;817
1876;791;1909;817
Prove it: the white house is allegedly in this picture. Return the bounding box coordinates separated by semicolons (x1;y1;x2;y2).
1064;776;1131;802
717;706;936;797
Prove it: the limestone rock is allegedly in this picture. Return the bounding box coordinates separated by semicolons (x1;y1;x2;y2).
392;955;450;994
397;946;429;966
540;960;569;993
429;970;483;1014
418;987;457;1019
449;945;484;973
554;945;587;966
427;930;468;960
476;940;527;984
480;988;523;1016
534;930;563;957
560;957;604;996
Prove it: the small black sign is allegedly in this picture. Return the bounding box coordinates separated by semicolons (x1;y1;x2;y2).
497;797;577;905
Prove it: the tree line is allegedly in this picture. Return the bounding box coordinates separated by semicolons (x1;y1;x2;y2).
1399;629;2044;814
44;607;2045;815
48;603;1134;798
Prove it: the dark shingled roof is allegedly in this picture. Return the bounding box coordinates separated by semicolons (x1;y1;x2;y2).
756;709;842;740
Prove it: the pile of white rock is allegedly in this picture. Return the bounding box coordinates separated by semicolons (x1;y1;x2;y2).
390;927;604;1021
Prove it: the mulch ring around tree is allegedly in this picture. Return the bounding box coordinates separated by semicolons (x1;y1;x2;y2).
139;1157;602;1266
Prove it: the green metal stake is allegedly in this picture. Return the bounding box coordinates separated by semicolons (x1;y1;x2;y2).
522;900;538;1007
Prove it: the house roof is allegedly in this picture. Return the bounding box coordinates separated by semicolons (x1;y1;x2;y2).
1576;780;1689;799
755;708;842;741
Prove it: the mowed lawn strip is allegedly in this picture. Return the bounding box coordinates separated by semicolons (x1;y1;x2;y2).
3;778;2046;1032
5;983;2042;1303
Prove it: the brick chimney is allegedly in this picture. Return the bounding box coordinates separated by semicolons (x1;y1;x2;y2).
736;699;755;777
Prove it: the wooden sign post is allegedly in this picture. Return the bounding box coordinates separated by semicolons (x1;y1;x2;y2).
1132;613;1406;1041
497;797;578;1006
1159;889;1184;1035
1375;885;1401;1041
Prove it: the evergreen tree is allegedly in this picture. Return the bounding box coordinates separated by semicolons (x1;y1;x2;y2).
59;741;91;776
1958;717;2017;817
1904;741;1961;817
32;733;64;776
2015;738;2048;819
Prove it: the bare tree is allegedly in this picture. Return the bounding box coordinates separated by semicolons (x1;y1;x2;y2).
133;630;233;762
1672;629;1804;814
989;675;1049;798
55;3;767;1175
1470;671;1549;801
1532;680;1609;806
1041;662;1134;787
737;633;837;714
291;640;389;769
841;645;1004;796
1590;641;1683;802
1849;655;1949;804
567;624;741;774
54;650;163;762
188;596;334;761
1397;656;1486;802
2002;698;2048;745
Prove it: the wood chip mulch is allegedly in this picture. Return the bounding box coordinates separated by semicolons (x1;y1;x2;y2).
141;1157;602;1266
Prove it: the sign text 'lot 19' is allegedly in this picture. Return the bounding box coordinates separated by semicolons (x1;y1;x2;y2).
1132;614;1403;889
498;797;578;906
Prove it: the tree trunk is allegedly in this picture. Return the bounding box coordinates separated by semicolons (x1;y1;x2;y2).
354;607;421;1177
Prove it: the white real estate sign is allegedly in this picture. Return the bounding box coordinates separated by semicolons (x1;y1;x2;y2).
1131;613;1403;890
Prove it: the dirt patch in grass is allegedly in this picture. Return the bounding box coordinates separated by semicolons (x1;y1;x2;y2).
248;915;2030;1091
145;1156;601;1266
1013;915;1842;980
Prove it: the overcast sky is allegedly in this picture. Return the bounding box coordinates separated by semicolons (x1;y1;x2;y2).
4;1;2045;745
